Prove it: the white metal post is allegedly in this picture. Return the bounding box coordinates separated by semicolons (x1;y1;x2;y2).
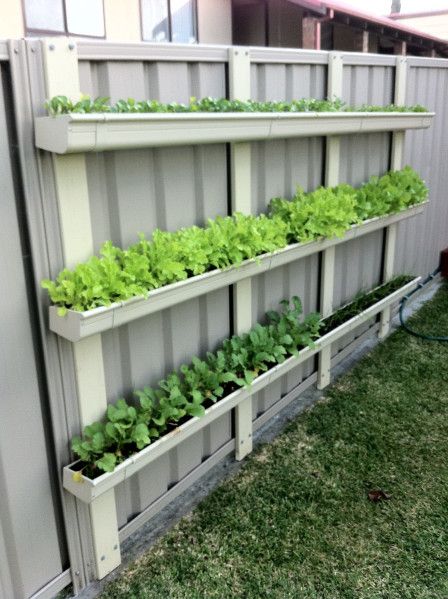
317;52;343;390
228;47;253;460
42;38;121;579
379;56;407;339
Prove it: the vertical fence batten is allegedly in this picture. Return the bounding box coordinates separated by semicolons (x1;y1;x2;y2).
379;56;407;339
317;52;343;390
228;47;253;461
41;38;121;579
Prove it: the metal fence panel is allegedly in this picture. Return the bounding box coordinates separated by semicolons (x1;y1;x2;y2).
0;56;67;599
1;40;447;598
330;63;395;354
397;63;448;275
79;58;232;530
249;57;325;423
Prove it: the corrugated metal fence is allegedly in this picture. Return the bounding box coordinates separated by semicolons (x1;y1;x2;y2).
0;39;447;598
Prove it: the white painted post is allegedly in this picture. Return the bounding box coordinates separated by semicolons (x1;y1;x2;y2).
228;47;253;460
42;38;121;579
317;52;343;390
379;56;407;339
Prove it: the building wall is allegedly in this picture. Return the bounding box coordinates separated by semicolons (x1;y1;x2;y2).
0;1;445;51
0;0;24;38
233;0;267;46
103;0;141;41
333;23;358;52
197;0;232;44
267;0;302;48
0;0;232;44
233;0;303;48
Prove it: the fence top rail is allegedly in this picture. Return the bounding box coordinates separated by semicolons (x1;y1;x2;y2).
250;48;399;67
340;52;397;66
76;41;330;64
250;47;329;64
76;40;230;62
75;42;427;68
407;56;448;68
30;39;448;69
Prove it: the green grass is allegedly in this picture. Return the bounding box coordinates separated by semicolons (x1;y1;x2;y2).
100;284;448;599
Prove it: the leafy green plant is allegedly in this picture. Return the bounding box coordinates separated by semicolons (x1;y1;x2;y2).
71;295;321;477
267;296;321;352
319;275;414;336
45;94;110;115
269;184;359;243
42;168;428;315
45;95;428;116
71;275;413;478
354;167;428;220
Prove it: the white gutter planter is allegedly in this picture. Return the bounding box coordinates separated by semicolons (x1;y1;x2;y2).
35;111;434;154
63;275;420;504
49;202;427;342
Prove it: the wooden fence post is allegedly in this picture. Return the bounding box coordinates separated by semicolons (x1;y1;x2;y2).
228;47;253;460
379;56;407;339
41;37;121;579
317;52;343;390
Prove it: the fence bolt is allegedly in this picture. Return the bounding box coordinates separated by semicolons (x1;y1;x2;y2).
113;544;118;550
31;47;35;53
101;555;106;561
74;571;80;577
68;43;75;50
14;48;18;54
49;44;55;51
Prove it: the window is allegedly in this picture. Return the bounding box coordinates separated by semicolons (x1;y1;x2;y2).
141;0;197;43
24;0;105;37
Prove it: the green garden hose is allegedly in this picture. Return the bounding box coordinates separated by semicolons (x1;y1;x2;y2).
399;268;448;341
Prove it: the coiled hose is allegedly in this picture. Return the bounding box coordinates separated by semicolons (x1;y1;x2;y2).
399;268;448;341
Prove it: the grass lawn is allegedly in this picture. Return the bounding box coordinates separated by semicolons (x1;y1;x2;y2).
100;284;448;599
